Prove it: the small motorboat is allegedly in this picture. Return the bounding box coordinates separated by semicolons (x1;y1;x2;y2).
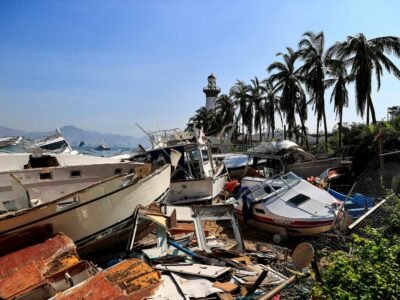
32;128;76;154
231;172;341;236
95;144;111;151
79;140;85;147
0;136;22;149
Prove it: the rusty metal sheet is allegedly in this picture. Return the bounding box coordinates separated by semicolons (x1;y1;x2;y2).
0;233;78;279
53;259;161;300
52;272;126;300
0;262;44;299
0;233;80;299
104;258;161;294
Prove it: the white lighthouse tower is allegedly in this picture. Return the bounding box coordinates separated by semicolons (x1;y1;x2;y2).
203;73;221;110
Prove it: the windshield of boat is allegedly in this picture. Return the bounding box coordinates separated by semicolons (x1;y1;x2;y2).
223;155;249;168
246;172;301;202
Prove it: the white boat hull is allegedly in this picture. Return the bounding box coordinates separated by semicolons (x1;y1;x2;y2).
235;173;339;236
167;172;227;204
236;210;334;236
0;165;171;244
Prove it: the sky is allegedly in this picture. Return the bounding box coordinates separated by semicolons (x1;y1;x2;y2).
0;0;399;136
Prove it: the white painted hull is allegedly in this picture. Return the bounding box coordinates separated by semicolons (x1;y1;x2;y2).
236;173;339;236
0;153;124;173
167;172;227;204
0;165;171;243
0;162;139;202
236;210;334;236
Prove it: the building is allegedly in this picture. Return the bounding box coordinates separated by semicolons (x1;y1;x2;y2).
388;106;400;121
203;73;221;110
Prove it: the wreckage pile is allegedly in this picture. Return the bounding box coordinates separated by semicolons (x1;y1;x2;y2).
0;204;317;300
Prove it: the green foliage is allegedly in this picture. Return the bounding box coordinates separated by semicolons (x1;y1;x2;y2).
313;196;400;299
339;121;400;175
383;195;400;236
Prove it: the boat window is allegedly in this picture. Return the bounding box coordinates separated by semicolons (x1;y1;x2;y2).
201;149;209;162
252;187;269;201
70;170;81;178
40;172;52;180
191;150;199;161
40;140;68;150
281;172;301;187
115;168;122;175
255;208;265;214
288;194;310;206
263;184;274;194
129;169;134;174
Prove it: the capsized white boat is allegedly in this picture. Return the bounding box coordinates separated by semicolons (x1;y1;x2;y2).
0;160;171;246
32;128;77;154
231;172;341;236
0;136;22;149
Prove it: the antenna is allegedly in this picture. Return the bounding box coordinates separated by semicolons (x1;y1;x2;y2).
135;122;152;139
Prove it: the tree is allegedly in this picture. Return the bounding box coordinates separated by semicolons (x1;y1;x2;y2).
248;76;265;142
327;34;400;124
262;78;282;140
325;58;353;147
297;31;328;149
267;47;303;142
230;80;250;144
188;106;219;133
296;89;310;149
215;94;236;128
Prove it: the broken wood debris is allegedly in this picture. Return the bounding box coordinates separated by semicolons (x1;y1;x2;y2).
0;203;310;299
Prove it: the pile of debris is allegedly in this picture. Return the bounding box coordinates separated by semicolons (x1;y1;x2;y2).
0;204;316;299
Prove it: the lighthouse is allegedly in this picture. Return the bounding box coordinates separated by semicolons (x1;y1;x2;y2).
203;73;221;110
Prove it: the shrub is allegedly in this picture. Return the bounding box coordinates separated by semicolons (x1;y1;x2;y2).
313;196;400;299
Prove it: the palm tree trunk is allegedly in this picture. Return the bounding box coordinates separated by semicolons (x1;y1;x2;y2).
339;107;343;147
316;121;319;145
323;111;328;151
299;117;309;151
242;123;245;146
283;125;286;140
366;100;370;125
259;126;262;143
368;94;376;124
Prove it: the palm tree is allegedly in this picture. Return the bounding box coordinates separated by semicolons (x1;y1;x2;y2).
188;106;218;133
262;78;282;140
327;34;400;124
296;89;310;150
229;80;250;144
297;31;328;149
267;47;303;142
248;77;265;142
325;58;353;147
292;125;302;144
215;94;236;127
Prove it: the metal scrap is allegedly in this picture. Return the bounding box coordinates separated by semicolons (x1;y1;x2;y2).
0;233;80;299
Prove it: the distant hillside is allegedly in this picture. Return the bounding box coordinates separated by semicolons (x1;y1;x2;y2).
0;125;149;147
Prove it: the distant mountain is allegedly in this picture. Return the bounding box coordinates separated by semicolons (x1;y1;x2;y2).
0;126;26;137
0;125;149;147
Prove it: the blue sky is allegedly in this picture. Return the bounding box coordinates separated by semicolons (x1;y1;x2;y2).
0;0;399;136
